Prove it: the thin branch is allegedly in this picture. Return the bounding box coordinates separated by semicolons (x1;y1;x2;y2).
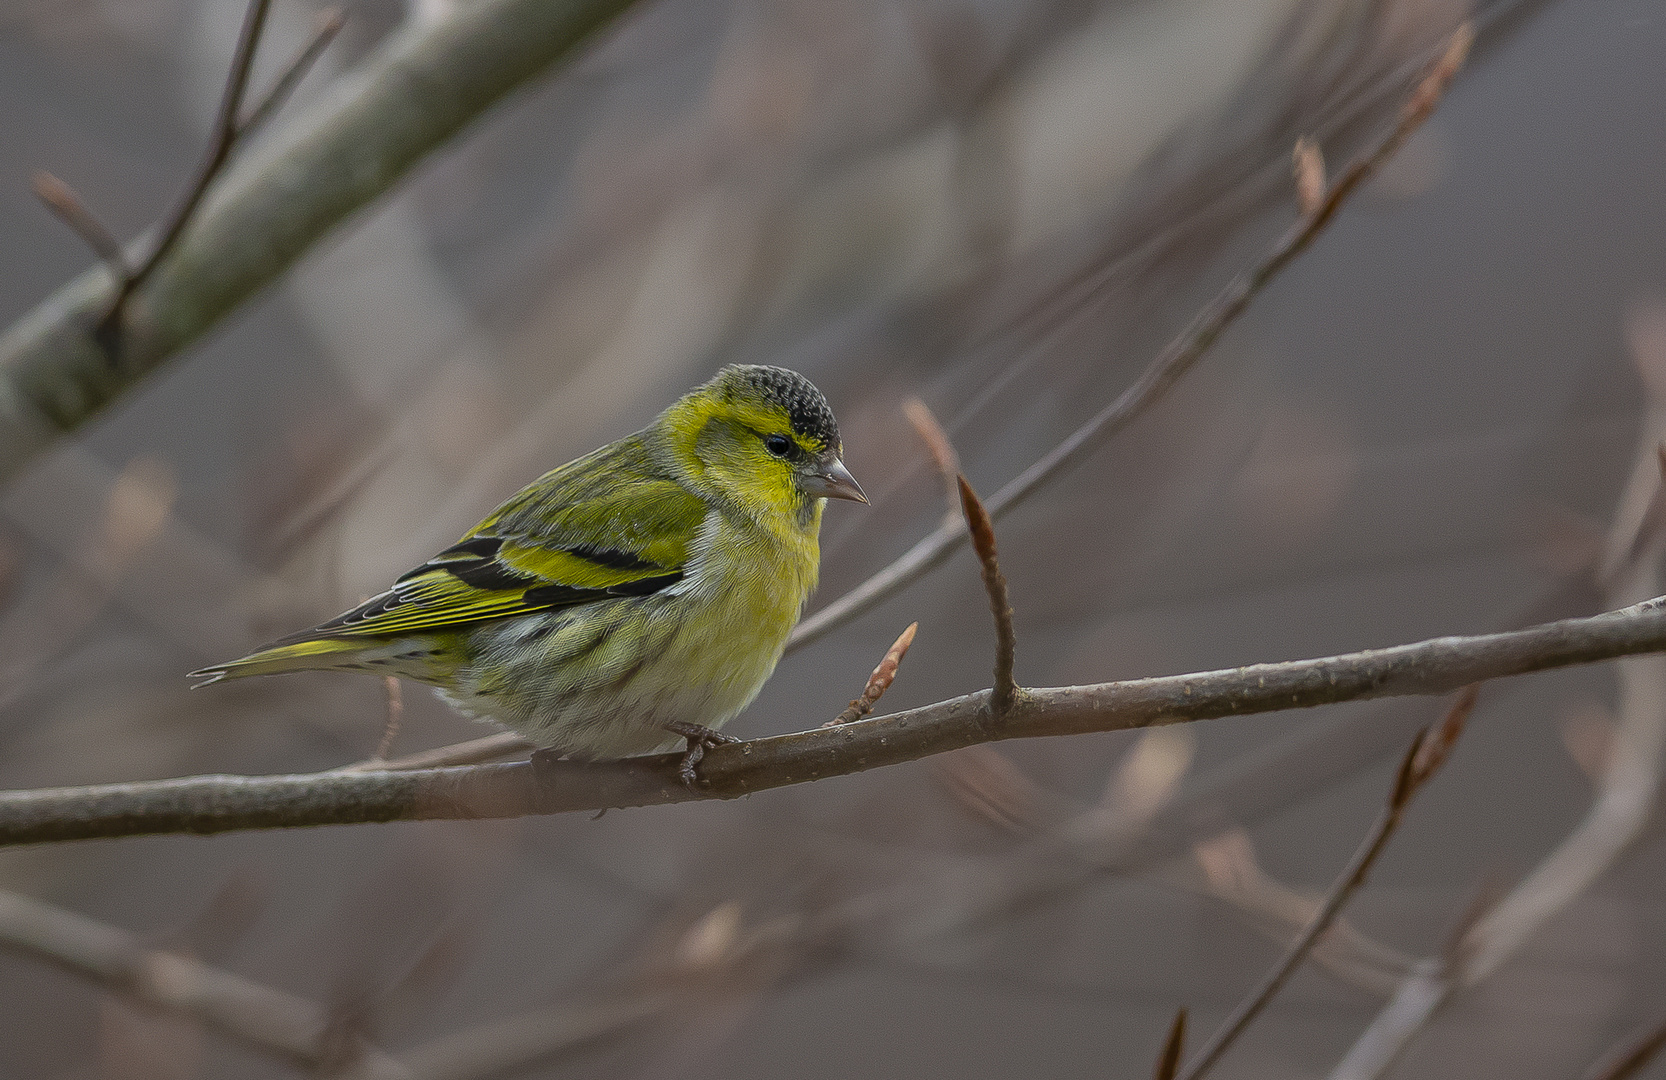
237;7;347;140
1;595;1663;845
958;474;1017;714
30;172;128;278
1579;1013;1666;1080
108;0;276;327
786;21;1473;654
1175;687;1476;1080
826;622;918;726
1155;1009;1187;1080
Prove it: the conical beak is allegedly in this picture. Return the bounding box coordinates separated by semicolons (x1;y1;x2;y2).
800;457;868;503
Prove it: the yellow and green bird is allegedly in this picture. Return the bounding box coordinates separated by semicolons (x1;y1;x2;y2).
191;365;866;781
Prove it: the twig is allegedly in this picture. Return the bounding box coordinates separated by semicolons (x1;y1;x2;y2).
1579;1013;1666;1080
237;7;347;140
825;623;918;726
1175;686;1476;1080
785;22;1474;654
3;596;1664;844
1155;1009;1187;1080
30;172;128;278
106;0;276;333
958;475;1017;715
901;397;961;514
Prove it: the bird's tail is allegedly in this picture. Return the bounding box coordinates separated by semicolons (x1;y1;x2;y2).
188;636;368;687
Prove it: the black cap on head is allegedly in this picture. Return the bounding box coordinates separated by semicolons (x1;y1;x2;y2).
719;365;841;451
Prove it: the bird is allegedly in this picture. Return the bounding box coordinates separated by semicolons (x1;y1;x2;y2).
190;364;867;783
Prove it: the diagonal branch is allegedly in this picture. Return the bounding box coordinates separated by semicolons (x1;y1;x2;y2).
111;0;276;318
1176;687;1476;1080
0;0;645;482
0;593;1661;846
786;23;1473;654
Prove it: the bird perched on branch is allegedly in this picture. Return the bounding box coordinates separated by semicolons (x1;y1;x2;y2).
191;365;866;783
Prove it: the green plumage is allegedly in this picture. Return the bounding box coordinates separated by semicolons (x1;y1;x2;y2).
191;366;866;761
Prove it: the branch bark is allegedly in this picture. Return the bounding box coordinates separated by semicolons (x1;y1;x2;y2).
2;594;1665;846
0;0;642;482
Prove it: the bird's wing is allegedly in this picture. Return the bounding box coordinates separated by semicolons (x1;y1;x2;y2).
280;442;704;643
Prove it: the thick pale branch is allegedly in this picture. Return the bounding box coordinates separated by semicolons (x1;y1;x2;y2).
0;0;642;481
1;595;1664;846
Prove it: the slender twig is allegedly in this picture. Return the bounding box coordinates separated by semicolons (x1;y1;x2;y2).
30;172;128;278
3;596;1665;845
237;7;347;139
902;397;962;514
957;475;1017;715
786;22;1473;654
106;0;275;331
825;623;918;726
1579;1013;1666;1080
1155;1009;1187;1080
1175;686;1476;1080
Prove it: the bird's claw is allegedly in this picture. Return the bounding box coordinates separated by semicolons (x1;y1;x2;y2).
662;721;741;787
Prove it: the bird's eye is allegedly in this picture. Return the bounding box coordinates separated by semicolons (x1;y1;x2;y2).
764;434;792;458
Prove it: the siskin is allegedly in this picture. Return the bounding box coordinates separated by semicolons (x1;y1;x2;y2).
191;365;867;782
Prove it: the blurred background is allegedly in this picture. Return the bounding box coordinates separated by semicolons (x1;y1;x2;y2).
1;0;1664;1075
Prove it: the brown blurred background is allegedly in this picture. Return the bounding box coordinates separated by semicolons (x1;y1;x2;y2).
1;0;1664;1076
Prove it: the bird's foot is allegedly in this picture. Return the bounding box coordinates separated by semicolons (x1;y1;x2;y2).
661;721;741;788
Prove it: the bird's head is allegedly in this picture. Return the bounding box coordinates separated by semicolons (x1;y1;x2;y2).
660;365;866;524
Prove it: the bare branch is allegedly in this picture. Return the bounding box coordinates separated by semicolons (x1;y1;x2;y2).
1176;688;1474;1080
31;172;128;278
826;623;918;726
237;7;347;140
958;474;1017;714
2;596;1664;845
109;0;276;327
786;22;1473;654
1579;1013;1666;1080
